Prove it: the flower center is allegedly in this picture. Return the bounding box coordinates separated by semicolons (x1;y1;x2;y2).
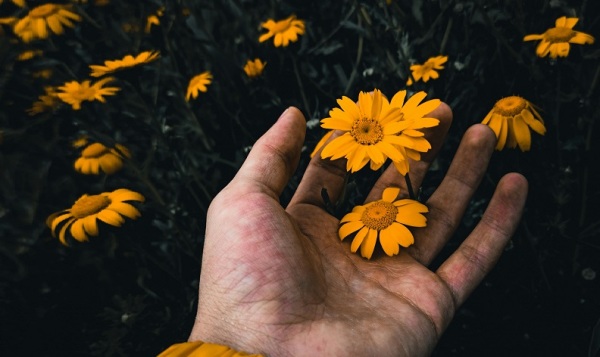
81;143;110;158
350;117;384;145
421;62;434;73
30;4;58;18
70;194;111;219
494;96;527;116
545;27;576;42
361;201;398;231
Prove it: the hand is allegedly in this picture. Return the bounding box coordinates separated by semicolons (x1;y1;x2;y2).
188;106;528;356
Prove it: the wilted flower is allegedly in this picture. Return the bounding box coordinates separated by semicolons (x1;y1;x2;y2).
482;95;546;151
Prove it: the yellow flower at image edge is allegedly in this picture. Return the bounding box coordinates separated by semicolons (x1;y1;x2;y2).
90;51;160;77
407;55;448;86
523;16;594;58
46;189;144;245
75;142;131;175
186;71;212;101
57;77;120;110
259;15;305;47
339;187;428;259
244;58;266;78
482;96;546;151
320;89;440;174
13;4;81;43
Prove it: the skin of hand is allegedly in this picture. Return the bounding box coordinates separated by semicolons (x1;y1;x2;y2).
188;105;528;357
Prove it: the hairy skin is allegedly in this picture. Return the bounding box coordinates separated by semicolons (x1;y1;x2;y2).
189;106;528;356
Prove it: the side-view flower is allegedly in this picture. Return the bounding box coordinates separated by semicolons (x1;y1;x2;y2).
46;188;145;245
13;3;81;42
89;51;160;77
481;95;546;151
523;16;595;58
74;142;131;175
407;55;448;86
258;15;305;47
56;77;120;110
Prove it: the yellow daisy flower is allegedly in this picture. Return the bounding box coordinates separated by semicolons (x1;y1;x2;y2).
320;89;440;174
482;96;546;151
407;55;448;86
56;77;120;110
339;187;428;259
13;4;81;43
89;51;160;77
258;15;305;47
243;58;266;78
27;86;60;115
46;188;144;245
388;90;441;175
310;129;334;158
74;142;131;175
186;71;212;101
523;16;595;58
32;68;53;79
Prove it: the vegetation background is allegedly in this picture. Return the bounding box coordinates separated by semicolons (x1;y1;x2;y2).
1;0;599;356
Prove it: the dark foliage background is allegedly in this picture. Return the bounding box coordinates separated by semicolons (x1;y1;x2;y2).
1;0;599;356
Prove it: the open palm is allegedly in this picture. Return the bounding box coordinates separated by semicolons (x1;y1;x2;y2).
189;106;527;356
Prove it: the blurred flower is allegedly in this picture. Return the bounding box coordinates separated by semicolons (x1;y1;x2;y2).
243;58;266;78
145;7;163;33
482;95;546;151
339;187;428;259
259;15;305;47
27;86;60;115
0;0;26;7
46;188;144;245
17;49;42;60
523;16;594;58
13;4;81;43
310;130;334;158
57;77;120;110
71;135;89;148
320;89;440;174
407;55;448;86
186;71;212;101
32;68;53;78
89;51;160;77
74;142;131;175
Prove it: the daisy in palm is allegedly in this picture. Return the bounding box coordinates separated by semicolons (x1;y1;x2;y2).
339;187;428;259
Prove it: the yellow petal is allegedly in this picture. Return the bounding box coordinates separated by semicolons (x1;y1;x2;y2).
70;219;89;242
83;215;99;236
390;222;415;247
390;90;407;108
521;109;546;135
109;189;145;203
512;115;532;151
360;229;378;259
107;202;141;219
379;227;400;256
97;209;125;226
351;227;369;253
382;187;400;202
339;221;365;240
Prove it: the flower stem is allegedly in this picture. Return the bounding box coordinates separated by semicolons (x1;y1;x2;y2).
404;174;415;200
